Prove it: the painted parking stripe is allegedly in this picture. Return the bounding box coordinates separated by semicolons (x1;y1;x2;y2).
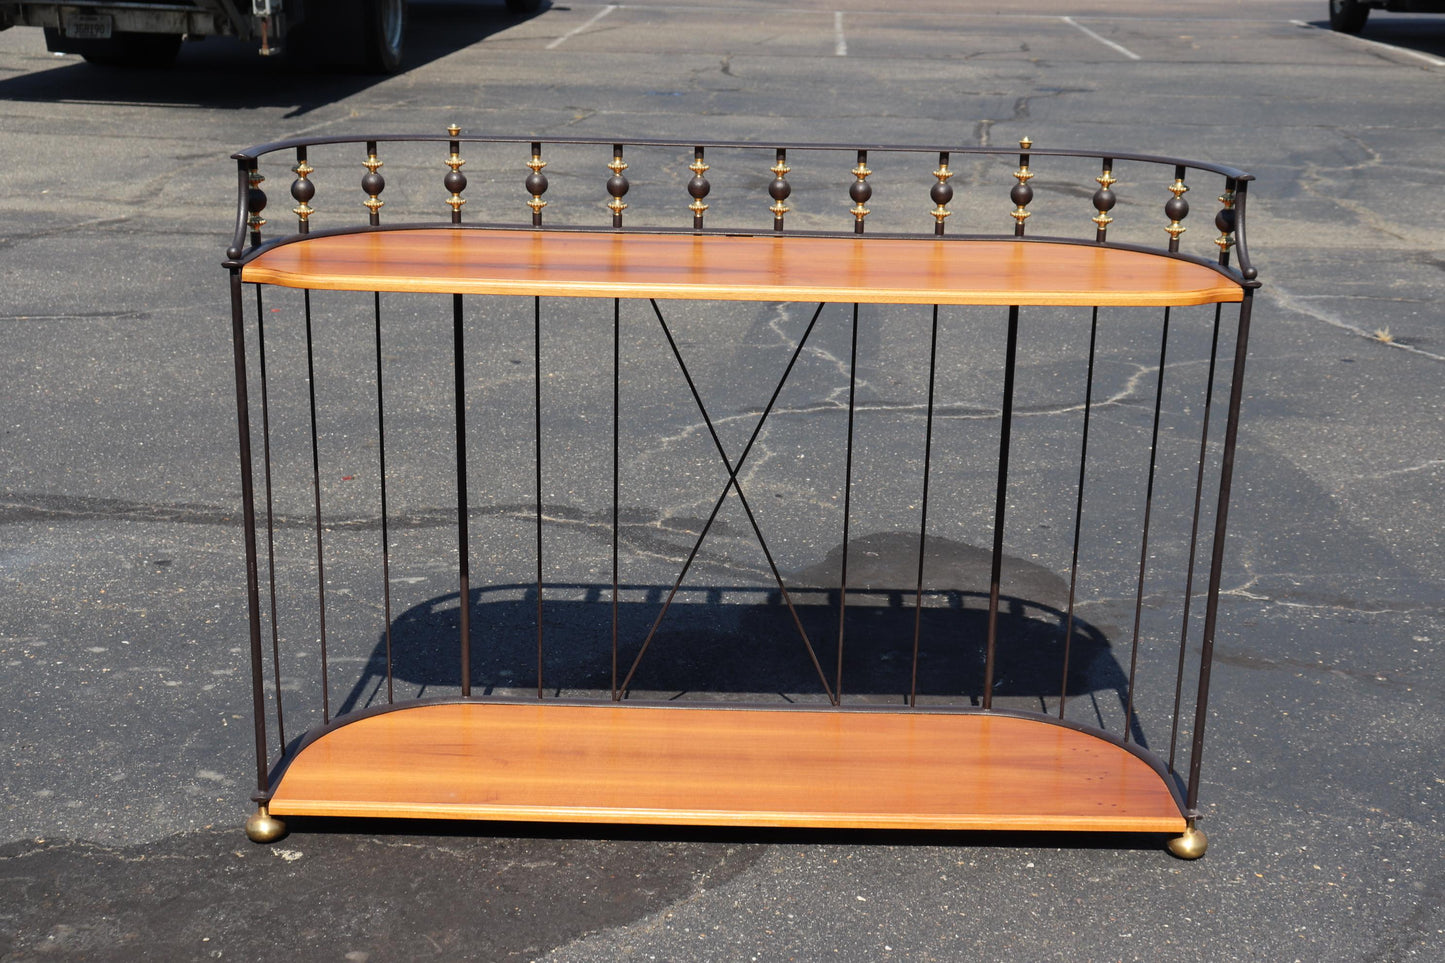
1061;16;1143;61
546;4;618;50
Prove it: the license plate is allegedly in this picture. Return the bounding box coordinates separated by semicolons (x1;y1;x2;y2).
63;13;113;40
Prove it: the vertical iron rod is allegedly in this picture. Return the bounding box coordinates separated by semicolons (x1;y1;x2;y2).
253;285;286;749
983;305;1021;710
374;291;395;704
1125;307;1172;742
535;294;545;699
1169;304;1222;769
230;270;269;796
611;297;621;700
1059;307;1100;720
910;305;940;708
835;303;861;703
453;293;472;698
303;289;331;723
1187;289;1254;814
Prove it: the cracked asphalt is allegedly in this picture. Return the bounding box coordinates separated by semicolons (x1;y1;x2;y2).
2;1;1443;960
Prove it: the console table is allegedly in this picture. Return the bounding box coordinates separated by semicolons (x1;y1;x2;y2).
225;132;1257;858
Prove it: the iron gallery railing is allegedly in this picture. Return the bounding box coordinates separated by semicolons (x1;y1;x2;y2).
224;133;1258;825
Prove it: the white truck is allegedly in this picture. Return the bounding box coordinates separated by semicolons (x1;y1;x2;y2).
0;0;539;71
1329;0;1445;32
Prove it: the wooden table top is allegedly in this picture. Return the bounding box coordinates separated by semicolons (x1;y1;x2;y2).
267;701;1187;833
241;228;1243;307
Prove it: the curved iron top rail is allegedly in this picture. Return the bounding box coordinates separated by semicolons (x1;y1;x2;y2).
227;132;1257;286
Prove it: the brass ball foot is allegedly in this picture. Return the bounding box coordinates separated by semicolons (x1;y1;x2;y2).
245;805;287;844
1167;825;1208;860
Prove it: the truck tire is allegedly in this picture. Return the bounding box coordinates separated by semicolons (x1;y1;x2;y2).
44;27;182;67
363;0;407;73
296;0;406;73
1329;0;1370;33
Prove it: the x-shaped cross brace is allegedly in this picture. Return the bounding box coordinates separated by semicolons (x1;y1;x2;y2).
617;299;837;702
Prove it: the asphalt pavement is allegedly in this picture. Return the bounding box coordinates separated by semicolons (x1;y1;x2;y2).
1;1;1442;960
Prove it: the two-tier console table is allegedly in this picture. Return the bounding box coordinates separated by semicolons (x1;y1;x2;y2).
225;131;1257;858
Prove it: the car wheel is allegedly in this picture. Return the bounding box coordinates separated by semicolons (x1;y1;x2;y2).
1329;0;1370;33
44;28;182;67
297;0;406;73
505;0;543;14
363;0;407;73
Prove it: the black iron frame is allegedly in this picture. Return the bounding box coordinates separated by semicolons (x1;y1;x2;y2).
225;133;1258;842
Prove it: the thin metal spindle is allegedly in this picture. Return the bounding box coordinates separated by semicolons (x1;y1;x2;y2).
611;297;621;700
526;142;548;227
454;293;472;697
374;291;394;703
1169;303;1223;770
769;148;791;231
930;152;953;236
363;141;385;227
230;270;269;797
291;147;314;235
607;145;629;229
910;305;940;708
983;305;1021;710
836;303;861;703
1124;307;1172;742
535;294;545;699
688;147;710;230
1058;307;1100;720
849;150;872;234
1166;165;1190;253
303;289;330;722
445;126;467;224
254;285;286;746
1187;289;1254;817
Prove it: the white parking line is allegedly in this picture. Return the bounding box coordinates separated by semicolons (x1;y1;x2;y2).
835;11;848;57
546;4;618;50
1290;19;1445;67
1061;16;1142;61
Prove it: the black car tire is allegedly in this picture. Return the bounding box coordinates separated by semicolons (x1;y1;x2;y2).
505;0;543;14
363;0;407;73
296;0;406;73
1329;0;1370;33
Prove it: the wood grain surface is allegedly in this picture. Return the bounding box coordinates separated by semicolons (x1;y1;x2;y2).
267;702;1186;833
241;229;1243;307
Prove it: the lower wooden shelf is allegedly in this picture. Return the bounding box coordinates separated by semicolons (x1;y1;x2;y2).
265;701;1187;834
